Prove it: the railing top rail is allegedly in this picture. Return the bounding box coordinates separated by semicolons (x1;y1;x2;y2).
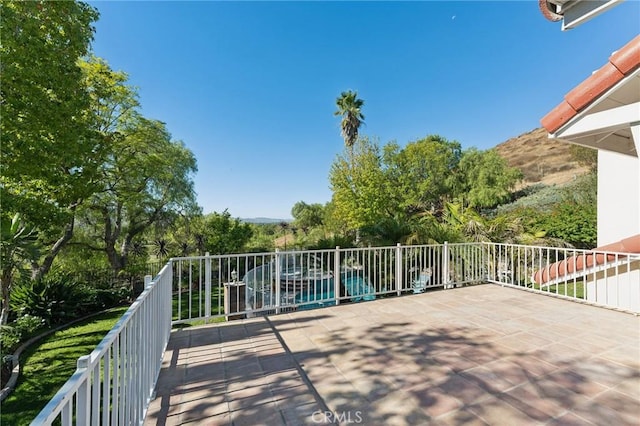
483;241;640;257
31;363;92;425
169;242;487;263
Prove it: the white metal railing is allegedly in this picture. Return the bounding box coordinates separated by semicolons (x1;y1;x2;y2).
30;241;640;425
31;263;173;425
485;242;640;313
170;243;487;324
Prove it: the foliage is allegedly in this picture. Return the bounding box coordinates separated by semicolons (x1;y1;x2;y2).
308;234;356;250
1;1;100;226
291;201;325;231
45;245;135;302
495;173;596;248
538;202;597;249
1;0;100;321
0;214;40;324
245;224;278;252
456;148;523;208
570;144;598;172
74;59;199;273
189;211;253;255
383;135;462;214
329;137;392;231
406;213;464;244
10;272;99;325
496;185;564;214
360;216;413;246
203;211;253;254
0;315;46;355
533;173;597;249
334;90;365;151
0;307;128;426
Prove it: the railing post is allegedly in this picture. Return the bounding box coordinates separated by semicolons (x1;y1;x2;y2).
484;242;491;281
334;246;341;305
275;249;281;314
396;243;402;296
443;242;450;289
144;275;152;289
166;260;173;335
205;252;211;321
76;355;91;425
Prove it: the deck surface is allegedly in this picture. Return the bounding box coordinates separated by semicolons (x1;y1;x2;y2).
144;284;640;425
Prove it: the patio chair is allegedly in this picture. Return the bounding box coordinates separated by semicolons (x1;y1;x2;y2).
411;268;432;294
497;260;512;282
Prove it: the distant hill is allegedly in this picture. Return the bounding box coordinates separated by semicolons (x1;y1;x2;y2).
494;127;591;188
241;217;292;224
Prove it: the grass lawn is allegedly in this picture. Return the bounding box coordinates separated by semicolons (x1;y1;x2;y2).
533;280;585;299
172;287;225;324
0;306;129;426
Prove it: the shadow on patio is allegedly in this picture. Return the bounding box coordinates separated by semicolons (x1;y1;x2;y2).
144;284;640;426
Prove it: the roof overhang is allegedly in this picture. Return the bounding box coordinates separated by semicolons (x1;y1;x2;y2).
541;35;640;157
540;0;625;30
549;68;640;157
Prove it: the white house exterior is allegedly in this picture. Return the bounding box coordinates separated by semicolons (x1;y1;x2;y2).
540;36;640;245
539;0;640;310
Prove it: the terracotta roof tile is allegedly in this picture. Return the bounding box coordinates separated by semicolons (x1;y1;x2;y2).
565;62;625;111
541;35;640;134
610;35;640;74
540;101;578;135
538;0;562;22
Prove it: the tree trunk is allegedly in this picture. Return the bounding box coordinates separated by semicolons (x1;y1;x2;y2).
105;242;125;275
31;213;76;281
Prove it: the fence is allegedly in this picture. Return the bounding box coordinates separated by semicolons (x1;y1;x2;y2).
485;242;640;312
169;243;487;324
31;241;639;424
31;264;172;425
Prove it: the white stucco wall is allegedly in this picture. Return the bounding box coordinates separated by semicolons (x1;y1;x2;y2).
597;150;640;246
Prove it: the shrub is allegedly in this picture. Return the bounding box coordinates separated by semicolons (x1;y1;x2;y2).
0;315;46;355
95;285;130;308
10;273;99;325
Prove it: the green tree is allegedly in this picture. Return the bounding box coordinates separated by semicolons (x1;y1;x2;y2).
1;1;100;284
383;135;462;215
291;201;324;231
334;90;365;163
329;137;391;231
78;56;140;135
198;211;253;255
456;148;523;209
245;223;278;252
79;116;198;273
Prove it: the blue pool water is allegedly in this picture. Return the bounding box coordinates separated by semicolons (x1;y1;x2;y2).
294;273;376;310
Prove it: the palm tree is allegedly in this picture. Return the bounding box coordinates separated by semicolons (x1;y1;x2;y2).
335;91;365;244
1;213;39;324
334;90;365;162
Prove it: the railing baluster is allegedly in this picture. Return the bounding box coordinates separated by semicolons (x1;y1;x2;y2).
204;252;211;321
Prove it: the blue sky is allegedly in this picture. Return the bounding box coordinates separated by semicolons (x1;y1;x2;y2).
89;1;639;219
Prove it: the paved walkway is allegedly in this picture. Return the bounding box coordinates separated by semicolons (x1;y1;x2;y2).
144;284;640;425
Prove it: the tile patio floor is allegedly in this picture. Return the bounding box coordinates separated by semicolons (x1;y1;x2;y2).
144;284;640;426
